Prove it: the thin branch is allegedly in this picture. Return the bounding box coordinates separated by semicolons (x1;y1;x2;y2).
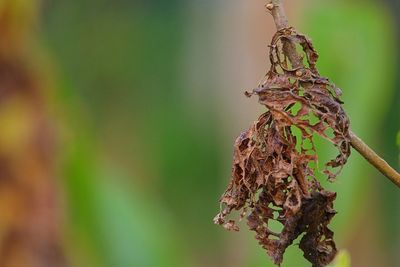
349;131;400;187
266;0;400;188
267;1;303;68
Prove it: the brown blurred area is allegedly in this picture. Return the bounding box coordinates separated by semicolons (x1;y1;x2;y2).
0;1;66;266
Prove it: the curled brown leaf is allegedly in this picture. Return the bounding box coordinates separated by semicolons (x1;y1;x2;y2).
214;28;351;267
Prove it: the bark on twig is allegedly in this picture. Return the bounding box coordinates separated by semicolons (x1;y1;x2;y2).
266;0;400;188
349;131;400;187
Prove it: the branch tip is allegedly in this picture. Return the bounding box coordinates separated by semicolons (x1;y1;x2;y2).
266;3;274;11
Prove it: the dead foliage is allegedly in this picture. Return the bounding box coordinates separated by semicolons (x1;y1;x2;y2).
214;28;351;267
0;2;67;266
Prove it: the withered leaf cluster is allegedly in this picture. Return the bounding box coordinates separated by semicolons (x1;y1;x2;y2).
214;28;351;267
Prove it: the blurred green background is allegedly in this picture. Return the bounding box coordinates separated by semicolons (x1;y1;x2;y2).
0;0;399;266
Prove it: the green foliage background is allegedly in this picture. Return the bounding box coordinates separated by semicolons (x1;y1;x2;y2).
31;0;400;266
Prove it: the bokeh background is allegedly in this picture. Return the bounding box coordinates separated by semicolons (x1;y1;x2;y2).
0;0;399;266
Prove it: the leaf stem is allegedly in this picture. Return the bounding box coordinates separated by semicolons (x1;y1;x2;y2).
266;0;400;188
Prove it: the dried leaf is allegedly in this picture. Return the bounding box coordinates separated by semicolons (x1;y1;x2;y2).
214;28;351;267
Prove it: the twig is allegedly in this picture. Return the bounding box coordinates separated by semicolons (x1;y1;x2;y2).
266;0;400;188
349;131;400;187
267;0;303;68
